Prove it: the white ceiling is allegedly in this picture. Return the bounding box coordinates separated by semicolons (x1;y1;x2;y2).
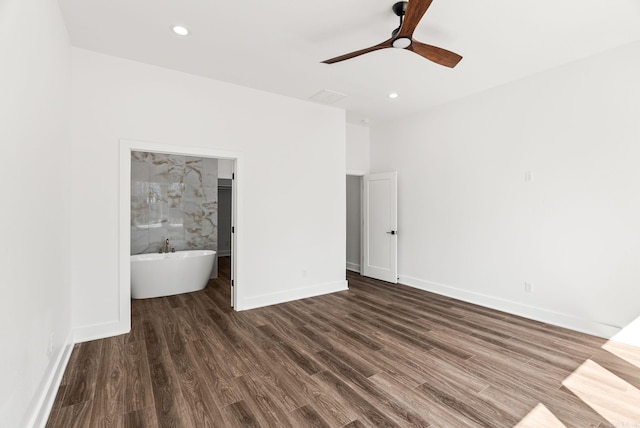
58;0;640;125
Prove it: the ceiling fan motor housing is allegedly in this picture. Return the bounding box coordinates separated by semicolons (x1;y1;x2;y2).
392;37;412;48
392;1;408;17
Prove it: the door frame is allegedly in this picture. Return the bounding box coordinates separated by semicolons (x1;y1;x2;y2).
346;172;365;274
119;139;242;333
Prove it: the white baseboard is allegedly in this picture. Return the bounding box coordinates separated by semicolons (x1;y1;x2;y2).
73;320;129;344
346;262;360;273
237;280;348;311
399;274;621;339
28;331;74;428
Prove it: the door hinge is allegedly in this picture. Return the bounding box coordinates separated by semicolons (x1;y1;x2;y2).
232;226;235;233
232;173;235;180
231;279;234;287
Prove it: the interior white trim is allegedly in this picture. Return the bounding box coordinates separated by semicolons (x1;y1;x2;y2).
346;262;360;273
238;280;348;311
27;331;74;428
399;274;621;339
119;139;243;334
346;170;366;176
73;320;126;344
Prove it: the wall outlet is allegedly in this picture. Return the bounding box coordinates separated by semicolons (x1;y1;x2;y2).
524;282;534;293
47;332;54;359
524;170;534;182
302;268;307;278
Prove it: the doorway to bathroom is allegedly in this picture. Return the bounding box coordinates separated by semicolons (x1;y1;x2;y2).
120;139;241;333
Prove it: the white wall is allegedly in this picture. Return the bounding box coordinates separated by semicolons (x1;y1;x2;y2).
71;49;347;338
346;123;370;174
371;41;640;337
345;123;369;273
0;0;73;426
346;176;361;272
218;158;234;179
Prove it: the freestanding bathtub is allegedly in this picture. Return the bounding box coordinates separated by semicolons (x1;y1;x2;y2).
131;250;216;299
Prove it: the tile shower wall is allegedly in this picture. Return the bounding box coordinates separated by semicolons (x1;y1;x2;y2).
131;151;218;275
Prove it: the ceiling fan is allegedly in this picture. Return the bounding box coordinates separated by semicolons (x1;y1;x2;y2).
322;0;462;68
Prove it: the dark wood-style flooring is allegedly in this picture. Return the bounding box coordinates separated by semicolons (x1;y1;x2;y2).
46;257;640;427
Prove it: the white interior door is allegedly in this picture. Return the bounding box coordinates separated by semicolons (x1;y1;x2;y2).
362;172;398;283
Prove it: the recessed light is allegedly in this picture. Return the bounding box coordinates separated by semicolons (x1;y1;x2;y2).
388;92;399;99
172;26;189;36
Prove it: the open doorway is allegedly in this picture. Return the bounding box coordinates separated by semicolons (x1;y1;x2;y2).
346;175;362;273
346;172;398;283
120;139;240;334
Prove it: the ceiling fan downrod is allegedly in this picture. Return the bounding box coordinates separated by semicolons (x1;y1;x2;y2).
391;1;407;39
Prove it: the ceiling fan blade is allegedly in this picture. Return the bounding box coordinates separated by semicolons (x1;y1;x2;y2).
322;39;393;64
397;0;433;38
408;40;462;68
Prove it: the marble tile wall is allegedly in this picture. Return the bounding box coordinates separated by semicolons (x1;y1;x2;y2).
131;152;218;271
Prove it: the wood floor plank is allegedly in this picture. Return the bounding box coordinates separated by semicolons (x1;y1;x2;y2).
369;371;483;428
163;320;224;427
416;380;517;428
591;347;640;390
292;374;358;427
428;324;532;366
289;404;331;428
297;323;381;378
61;339;103;406
234;375;295;428
222;400;261;428
89;336;125;427
312;370;399;428
309;310;384;352
47;257;639;427
314;350;431;427
343;420;367;428
123;406;159;428
123;340;154;413
346;312;435;353
256;323;325;375
545;385;612;428
144;316;195;427
146;359;185;426
190;339;243;407
272;302;322;330
257;310;324;353
476;385;539;424
54;400;93;428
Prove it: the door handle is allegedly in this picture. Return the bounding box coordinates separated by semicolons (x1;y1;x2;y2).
386;230;397;235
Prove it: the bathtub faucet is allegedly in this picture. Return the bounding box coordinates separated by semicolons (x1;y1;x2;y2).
164;239;170;253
